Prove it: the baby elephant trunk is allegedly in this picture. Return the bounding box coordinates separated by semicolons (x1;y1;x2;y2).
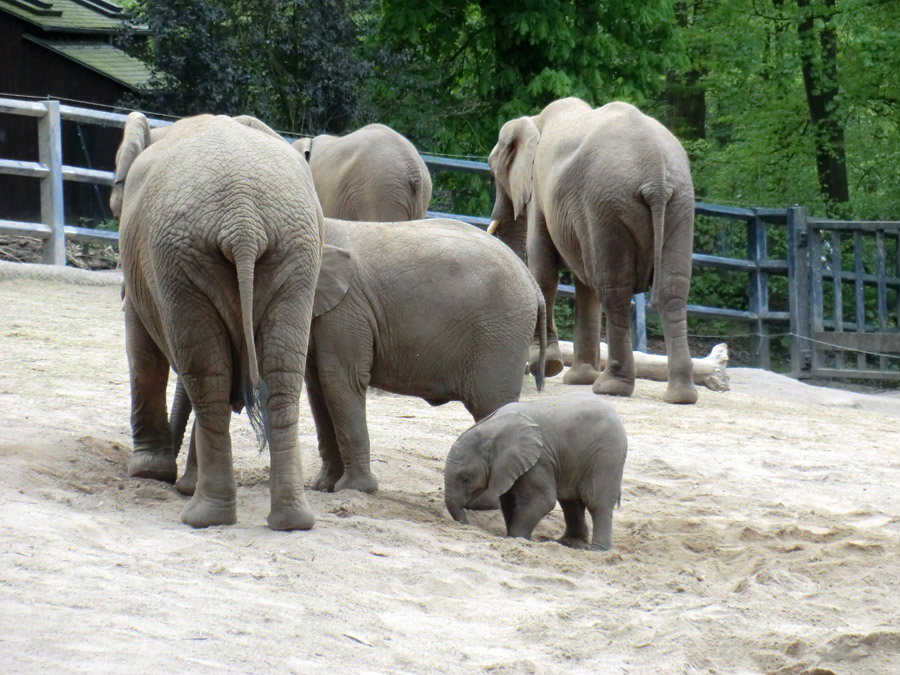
445;495;469;525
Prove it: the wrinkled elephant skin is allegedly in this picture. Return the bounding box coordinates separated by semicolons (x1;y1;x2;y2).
112;112;324;530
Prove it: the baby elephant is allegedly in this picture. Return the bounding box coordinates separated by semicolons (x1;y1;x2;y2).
444;393;627;551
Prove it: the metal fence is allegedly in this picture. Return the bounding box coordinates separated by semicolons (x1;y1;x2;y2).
2;96;899;381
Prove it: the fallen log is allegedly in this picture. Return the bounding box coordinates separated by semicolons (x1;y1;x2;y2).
557;341;730;392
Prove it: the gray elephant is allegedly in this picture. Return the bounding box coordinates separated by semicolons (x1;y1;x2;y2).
444;393;627;551
488;97;697;404
112;111;334;530
292;123;432;221
174;217;547;497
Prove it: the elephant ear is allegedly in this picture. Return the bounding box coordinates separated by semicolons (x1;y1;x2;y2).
292;137;313;161
232;115;286;142
489;117;540;220
484;411;545;500
109;111;152;218
313;244;355;318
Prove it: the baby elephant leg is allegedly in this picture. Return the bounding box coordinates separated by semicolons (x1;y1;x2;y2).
557;499;591;550
500;463;557;540
589;504;615;551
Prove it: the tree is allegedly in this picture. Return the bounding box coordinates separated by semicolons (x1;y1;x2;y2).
372;1;685;155
123;0;369;135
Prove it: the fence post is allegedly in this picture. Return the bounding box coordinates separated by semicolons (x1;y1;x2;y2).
747;212;770;369
787;206;811;378
38;100;66;265
632;293;647;352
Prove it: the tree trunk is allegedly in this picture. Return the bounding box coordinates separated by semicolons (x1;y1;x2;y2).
796;0;850;216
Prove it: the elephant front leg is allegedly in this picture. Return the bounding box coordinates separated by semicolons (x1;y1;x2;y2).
502;464;557;540
564;278;603;385
175;423;197;496
527;211;564;377
305;365;344;492
592;298;635;398
124;300;177;483
557;499;591;549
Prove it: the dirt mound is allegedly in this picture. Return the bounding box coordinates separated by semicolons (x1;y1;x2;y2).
1;268;899;673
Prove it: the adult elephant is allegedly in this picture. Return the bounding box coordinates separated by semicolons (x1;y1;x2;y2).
292;123;432;221
487;97;697;404
173;217;546;497
111;112;340;529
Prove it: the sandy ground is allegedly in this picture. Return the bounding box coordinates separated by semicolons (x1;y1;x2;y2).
1;261;899;674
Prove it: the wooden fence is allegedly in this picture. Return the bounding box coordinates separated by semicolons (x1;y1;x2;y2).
2;96;898;381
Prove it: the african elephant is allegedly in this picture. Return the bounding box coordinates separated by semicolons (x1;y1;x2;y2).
111;111;334;530
444;393;627;551
488;97;697;404
292;123;432;221
173;217;547;497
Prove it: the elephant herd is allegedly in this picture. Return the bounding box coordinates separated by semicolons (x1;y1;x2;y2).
110;97;697;550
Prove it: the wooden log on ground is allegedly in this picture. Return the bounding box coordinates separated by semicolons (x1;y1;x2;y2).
557;341;730;392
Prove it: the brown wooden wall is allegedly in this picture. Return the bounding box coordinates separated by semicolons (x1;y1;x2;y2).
1;11;130;224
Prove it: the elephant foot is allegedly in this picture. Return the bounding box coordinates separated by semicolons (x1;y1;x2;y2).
563;362;602;385
128;450;177;484
334;470;379;494
557;535;591;550
310;466;342;492
592;372;634;398
175;465;197;496
267;502;316;531
180;494;237;528
530;342;564;378
663;382;699;405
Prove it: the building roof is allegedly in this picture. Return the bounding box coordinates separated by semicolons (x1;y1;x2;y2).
26;36;155;89
0;0;145;34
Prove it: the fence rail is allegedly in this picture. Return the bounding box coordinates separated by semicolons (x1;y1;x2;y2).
2;96;898;381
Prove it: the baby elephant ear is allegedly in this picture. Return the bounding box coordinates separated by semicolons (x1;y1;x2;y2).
313;244;355;318
485;411;544;500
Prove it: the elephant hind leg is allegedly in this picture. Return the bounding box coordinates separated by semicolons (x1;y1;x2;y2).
658;294;698;405
592;297;635;398
558;499;591;549
124;298;177;484
178;393;237;528
305;361;344;492
588;504;615;551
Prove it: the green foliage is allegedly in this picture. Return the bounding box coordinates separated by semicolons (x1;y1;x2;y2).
371;0;685;155
122;0;371;134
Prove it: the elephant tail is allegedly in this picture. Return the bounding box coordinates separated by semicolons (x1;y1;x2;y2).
233;243;270;454
534;287;547;392
644;186;672;310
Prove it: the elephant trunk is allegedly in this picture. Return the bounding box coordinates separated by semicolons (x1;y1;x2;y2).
446;496;469;524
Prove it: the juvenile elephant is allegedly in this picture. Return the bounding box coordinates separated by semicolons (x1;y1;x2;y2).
173;217;546;496
488;98;697;404
444;393;627;551
292;123;432;221
112;111;331;530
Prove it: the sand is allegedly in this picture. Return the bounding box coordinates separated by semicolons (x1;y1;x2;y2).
1;261;898;674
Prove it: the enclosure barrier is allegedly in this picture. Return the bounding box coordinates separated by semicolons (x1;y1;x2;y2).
1;97;898;381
